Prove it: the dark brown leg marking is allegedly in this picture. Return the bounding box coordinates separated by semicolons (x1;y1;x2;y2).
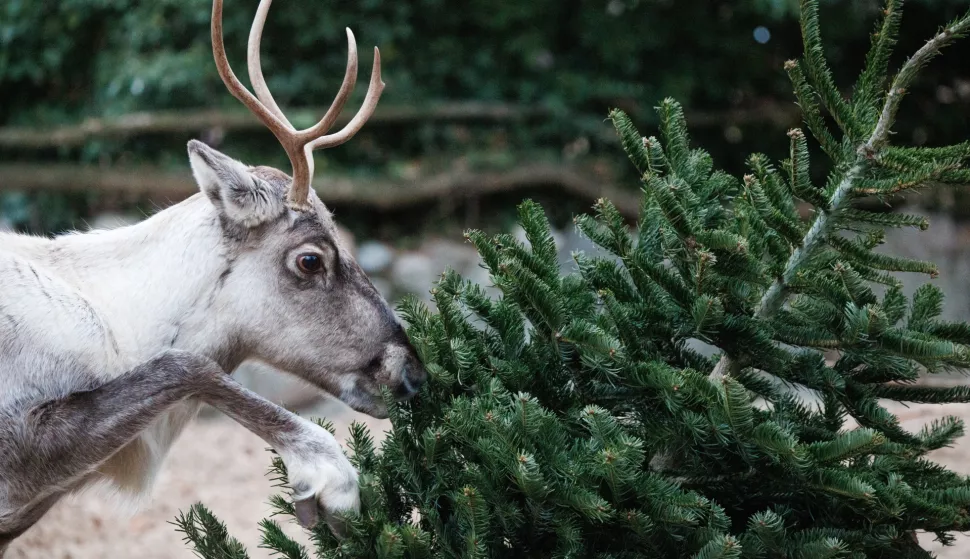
1;349;335;551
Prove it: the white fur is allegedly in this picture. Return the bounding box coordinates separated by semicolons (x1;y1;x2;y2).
0;194;239;498
278;418;361;514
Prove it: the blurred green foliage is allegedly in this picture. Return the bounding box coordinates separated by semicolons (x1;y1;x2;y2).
2;0;969;236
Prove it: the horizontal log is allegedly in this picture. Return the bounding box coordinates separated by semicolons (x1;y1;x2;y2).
0;101;802;150
0;102;550;149
0;162;642;219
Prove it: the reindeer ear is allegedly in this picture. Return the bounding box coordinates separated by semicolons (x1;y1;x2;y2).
187;140;286;228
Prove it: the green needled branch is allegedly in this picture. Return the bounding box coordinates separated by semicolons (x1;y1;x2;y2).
710;10;970;381
173;3;970;556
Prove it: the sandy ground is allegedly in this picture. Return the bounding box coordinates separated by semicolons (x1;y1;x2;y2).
6;395;970;558
6;397;390;559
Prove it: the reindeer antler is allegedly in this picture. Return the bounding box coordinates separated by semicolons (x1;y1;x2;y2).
211;0;385;210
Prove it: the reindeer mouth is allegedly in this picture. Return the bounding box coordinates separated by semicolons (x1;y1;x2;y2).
337;370;421;419
354;399;390;420
338;380;390;419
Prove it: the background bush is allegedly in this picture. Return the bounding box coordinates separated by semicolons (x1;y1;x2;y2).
2;0;970;238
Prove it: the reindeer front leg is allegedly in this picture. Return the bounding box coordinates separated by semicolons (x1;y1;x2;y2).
196;362;361;532
3;350;357;542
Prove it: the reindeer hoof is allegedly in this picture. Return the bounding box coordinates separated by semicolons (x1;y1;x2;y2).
293;494;354;539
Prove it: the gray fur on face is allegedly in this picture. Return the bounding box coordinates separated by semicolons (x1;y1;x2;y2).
187;142;427;414
0;140;427;553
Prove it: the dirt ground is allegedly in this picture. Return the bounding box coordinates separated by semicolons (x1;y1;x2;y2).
6;395;970;558
6;397;390;559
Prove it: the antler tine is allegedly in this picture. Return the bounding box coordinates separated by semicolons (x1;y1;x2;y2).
211;0;292;138
288;41;384;207
307;46;385;151
212;0;385;211
297;28;360;140
246;0;294;130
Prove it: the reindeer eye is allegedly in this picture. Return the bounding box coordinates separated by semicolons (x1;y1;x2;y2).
296;254;323;274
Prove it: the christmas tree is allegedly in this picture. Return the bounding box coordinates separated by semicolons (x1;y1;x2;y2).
175;1;970;557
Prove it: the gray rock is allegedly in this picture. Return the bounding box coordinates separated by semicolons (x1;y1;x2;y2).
511;224;529;247
423;238;481;278
370;277;394;300
357;241;395;274
391;252;437;299
463;262;494;289
556;225;618;272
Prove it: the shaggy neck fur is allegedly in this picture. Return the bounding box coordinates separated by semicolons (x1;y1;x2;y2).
10;194;246;372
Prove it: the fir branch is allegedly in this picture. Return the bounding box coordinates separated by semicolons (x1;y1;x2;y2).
172;504;251;559
798;0;860;138
692;534;742;559
871;9;970;150
744;510;788;555
785;61;841;160
741;174;804;246
834;209;928;231
870;384;970;404
258;519;311;559
807;428;886;463
645;175;695;240
827;234;938;277
853;161;965;196
785;128;828;208
609;109;654;176
852;0;904;114
658;98;692;176
176;4;970;557
917;416;966;451
711;8;970;380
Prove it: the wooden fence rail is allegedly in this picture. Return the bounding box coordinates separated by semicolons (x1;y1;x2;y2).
0;162;643;218
0;102;801;149
0;102;550;149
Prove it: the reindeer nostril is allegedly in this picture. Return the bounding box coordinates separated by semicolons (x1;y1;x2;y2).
394;361;426;399
411;364;428;385
406;361;427;386
363;354;383;376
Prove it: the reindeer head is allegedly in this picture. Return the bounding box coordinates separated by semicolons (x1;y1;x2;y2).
186;0;426;418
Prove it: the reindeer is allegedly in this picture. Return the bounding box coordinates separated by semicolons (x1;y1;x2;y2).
0;0;427;553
